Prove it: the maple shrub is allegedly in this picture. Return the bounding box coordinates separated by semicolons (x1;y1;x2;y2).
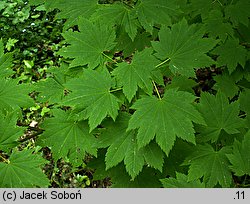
0;0;250;187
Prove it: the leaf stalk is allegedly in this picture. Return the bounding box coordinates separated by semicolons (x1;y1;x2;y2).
110;87;123;93
0;154;9;163
152;80;162;100
102;52;117;64
155;58;170;68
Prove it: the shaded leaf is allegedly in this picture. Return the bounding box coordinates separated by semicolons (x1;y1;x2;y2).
110;164;162;188
227;131;250;176
92;3;138;40
197;91;245;142
203;9;234;42
213;72;239;98
135;0;181;33
161;172;205;188
115;30;151;57
225;0;250;27
212;38;247;74
183;144;232;187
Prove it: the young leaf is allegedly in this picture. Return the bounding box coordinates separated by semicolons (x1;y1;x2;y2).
63;69;120;131
128;89;205;155
38;109;97;163
0;150;49;187
196;91;245;142
152;19;217;76
227;131;250;176
58;18;116;68
212;38;247;74
160;172;205;188
112;48;159;102
183;144;232;187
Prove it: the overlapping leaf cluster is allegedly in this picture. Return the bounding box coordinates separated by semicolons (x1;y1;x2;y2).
0;0;249;187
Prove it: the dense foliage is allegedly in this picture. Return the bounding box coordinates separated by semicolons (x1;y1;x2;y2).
0;0;249;188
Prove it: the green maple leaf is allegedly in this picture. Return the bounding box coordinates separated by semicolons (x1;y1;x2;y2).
142;141;164;172
35;67;68;104
115;30;151;57
196;91;245;143
98;113;144;180
239;89;250;125
166;75;196;93
89;147;162;187
227;131;250;176
203;9;234;42
212;38;247;74
38;109;97;163
135;0;181;33
124;141;144;180
225;0;250;27
188;0;228;20
183;144;232;187
160;172;205;188
58;18;116;68
112;48;159;102
28;0;44;5
128;89;205;154
213;72;239;98
164;139;194;177
44;0;98;29
109;164;162;188
63;69;120;131
0;150;49;187
0;40;13;77
0;113;24;152
92;3;138;40
0;78;34;113
152;19;217;76
36;78;65;104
